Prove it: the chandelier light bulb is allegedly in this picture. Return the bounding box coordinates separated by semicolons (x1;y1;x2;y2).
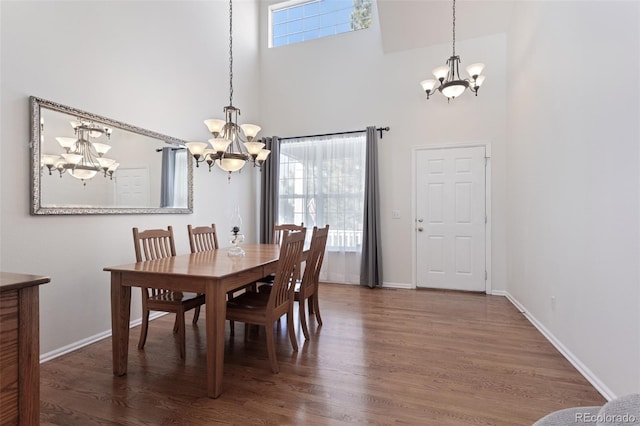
56;137;77;150
420;79;438;92
432;65;449;81
185;141;209;156
41;154;61;167
465;62;485;79
240;124;261;141
97;157;116;170
256;149;271;162
209;137;232;153
69;169;98;180
204;119;226;136
61;153;82;165
441;82;467;99
243;141;265;156
217;157;246;172
92;142;112;156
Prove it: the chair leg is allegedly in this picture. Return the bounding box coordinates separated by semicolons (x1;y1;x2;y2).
298;299;310;340
286;311;298;352
192;306;200;324
264;323;279;373
138;309;150;350
313;295;323;326
308;295;315;315
177;311;186;359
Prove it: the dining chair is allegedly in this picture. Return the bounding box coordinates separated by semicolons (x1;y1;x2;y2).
187;223;244;335
265;223;306;284
187;223;219;253
226;229;306;373
133;226;205;359
272;223;305;245
260;225;329;340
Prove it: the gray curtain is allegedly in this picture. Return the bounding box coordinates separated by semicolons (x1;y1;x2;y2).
360;127;383;288
160;147;175;208
260;136;280;243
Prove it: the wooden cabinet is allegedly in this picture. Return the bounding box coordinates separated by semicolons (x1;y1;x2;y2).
0;272;49;425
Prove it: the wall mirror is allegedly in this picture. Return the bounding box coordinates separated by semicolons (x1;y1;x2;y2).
30;96;193;215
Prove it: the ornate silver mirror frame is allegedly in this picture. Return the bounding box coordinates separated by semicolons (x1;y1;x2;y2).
30;96;193;215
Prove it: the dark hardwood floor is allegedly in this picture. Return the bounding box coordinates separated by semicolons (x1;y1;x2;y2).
40;284;605;425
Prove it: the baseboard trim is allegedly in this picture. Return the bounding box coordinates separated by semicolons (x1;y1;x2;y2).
40;312;167;364
383;282;413;289
501;291;615;401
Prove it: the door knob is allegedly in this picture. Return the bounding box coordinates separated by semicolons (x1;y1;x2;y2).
417;227;424;232
417;218;424;223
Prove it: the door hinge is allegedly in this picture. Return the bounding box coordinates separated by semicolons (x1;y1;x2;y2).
485;157;488;166
485;271;488;281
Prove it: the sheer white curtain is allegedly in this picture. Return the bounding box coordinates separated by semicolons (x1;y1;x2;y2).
173;149;188;207
278;133;365;284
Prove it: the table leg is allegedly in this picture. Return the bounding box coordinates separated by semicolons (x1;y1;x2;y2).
206;280;227;398
111;272;131;376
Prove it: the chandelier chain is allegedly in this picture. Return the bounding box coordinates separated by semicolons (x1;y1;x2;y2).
229;0;234;106
452;0;456;56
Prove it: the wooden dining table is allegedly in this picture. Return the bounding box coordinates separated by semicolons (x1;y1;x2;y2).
104;243;283;398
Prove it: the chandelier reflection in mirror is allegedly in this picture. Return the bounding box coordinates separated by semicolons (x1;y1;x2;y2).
41;119;119;186
186;0;270;180
420;0;486;101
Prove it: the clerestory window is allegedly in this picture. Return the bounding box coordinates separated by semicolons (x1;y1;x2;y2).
269;0;372;48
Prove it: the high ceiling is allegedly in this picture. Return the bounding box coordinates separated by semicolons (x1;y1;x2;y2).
376;0;514;53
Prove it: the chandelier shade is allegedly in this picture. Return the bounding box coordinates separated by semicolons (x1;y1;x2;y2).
187;0;270;178
420;0;486;101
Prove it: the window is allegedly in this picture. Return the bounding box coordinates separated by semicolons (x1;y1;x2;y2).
278;133;365;252
269;0;372;48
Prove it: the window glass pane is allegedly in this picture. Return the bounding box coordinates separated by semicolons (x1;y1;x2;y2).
270;0;371;48
273;23;287;38
303;1;320;16
288;5;303;20
277;133;365;252
303;30;320;41
273;9;287;24
289;33;304;44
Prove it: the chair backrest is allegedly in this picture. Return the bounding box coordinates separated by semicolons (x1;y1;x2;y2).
269;229;306;311
132;226;176;262
272;223;305;245
299;225;329;294
187;224;219;253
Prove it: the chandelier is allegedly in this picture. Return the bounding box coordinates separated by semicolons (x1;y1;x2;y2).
41;119;119;185
186;0;270;177
420;0;485;101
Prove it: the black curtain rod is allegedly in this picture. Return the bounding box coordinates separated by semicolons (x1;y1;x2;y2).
277;126;390;141
155;147;186;152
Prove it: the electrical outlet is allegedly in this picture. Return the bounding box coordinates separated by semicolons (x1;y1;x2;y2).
392;210;401;219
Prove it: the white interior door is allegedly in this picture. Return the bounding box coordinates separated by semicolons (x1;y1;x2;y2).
115;167;150;207
416;146;486;291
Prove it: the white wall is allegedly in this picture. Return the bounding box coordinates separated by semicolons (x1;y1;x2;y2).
258;0;508;290
506;1;640;396
0;0;261;355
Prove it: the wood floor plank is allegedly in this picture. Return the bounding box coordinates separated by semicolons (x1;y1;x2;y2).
40;285;605;425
